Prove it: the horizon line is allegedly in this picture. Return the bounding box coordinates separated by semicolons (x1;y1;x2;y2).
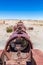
0;19;43;20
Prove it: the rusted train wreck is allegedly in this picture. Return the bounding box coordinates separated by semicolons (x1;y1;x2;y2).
0;21;43;65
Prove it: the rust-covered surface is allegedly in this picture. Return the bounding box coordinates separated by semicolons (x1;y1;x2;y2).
32;49;43;65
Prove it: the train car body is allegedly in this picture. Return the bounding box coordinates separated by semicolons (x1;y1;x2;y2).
0;21;43;65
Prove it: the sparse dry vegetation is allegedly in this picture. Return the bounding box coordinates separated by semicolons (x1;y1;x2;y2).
6;26;13;33
33;24;43;26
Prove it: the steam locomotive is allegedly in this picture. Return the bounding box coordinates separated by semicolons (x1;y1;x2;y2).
0;20;43;65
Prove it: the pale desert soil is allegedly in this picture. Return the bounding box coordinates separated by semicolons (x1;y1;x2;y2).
0;20;43;52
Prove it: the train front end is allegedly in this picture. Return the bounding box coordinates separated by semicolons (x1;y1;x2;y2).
1;21;33;65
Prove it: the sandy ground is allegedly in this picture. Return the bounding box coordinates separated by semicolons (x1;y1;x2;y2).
0;20;43;52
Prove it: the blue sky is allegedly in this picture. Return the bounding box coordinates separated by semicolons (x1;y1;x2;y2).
0;0;43;20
